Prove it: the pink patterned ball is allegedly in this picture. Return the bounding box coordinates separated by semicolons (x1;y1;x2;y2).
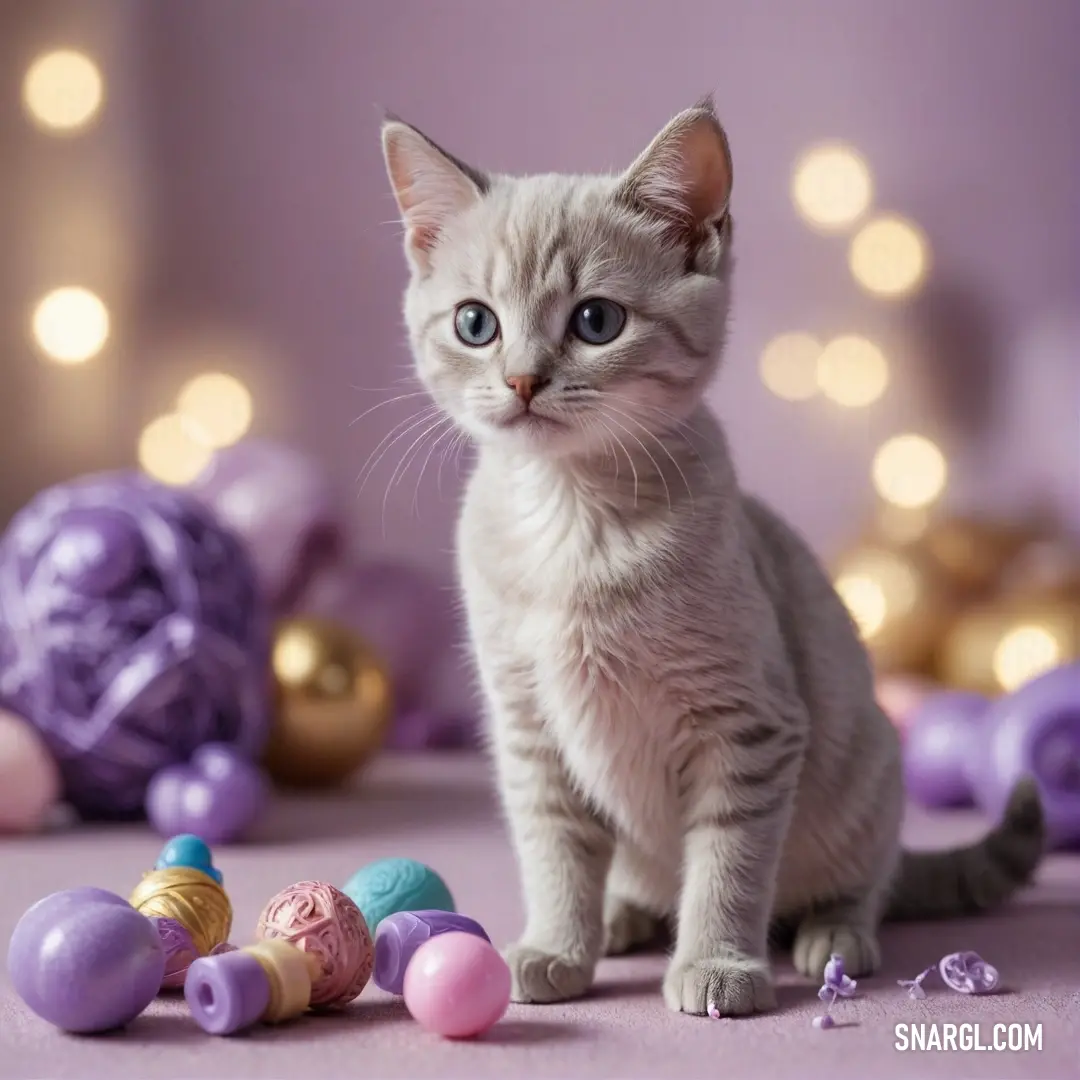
256;880;373;1008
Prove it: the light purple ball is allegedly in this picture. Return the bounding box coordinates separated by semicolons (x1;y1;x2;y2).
297;560;456;712
7;888;165;1032
146;742;268;844
903;691;989;808
189;438;343;613
0;471;271;819
974;663;1080;849
387;708;481;753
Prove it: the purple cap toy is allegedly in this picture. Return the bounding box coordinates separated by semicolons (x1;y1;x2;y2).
374;910;491;995
185;949;272;1034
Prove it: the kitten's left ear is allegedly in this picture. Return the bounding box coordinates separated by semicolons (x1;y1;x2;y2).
617;98;733;239
382;117;490;273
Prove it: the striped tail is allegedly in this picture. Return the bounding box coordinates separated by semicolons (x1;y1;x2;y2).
885;778;1046;922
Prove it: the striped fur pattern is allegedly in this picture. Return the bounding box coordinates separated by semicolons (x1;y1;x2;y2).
380;100;1046;1017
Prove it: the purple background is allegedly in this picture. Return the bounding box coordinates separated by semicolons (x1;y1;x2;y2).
2;0;1078;592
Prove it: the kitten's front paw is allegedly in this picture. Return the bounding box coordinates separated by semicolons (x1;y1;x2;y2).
503;943;595;1004
663;955;776;1017
793;922;881;980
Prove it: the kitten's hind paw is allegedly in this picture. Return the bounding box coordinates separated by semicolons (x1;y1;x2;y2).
503;943;595;1004
793;922;880;980
603;897;666;956
663;955;777;1016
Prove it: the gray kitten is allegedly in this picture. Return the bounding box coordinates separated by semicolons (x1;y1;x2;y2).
380;99;1045;1017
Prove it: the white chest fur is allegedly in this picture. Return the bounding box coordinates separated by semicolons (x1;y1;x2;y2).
463;460;684;849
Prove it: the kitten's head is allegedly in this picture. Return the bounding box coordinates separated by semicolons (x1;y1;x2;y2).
382;100;734;458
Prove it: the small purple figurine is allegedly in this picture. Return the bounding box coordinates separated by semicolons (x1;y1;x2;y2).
813;953;857;1029
374;910;491;995
898;965;935;1000
939;951;999;994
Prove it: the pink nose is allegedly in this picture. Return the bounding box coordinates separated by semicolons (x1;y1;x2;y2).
506;374;545;403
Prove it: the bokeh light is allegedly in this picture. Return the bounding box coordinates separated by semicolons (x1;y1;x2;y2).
759;332;822;401
22;50;104;133
872;434;948;509
992;624;1062;692
834;574;887;639
816;335;890;407
849;215;929;298
177;372;253;449
791;143;873;231
137;414;214;486
31;286;110;364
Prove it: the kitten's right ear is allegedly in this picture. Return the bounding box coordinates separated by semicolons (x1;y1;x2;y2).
381;117;489;273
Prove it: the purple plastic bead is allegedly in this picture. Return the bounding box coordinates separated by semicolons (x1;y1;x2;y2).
938;951;999;994
7;887;165;1032
188;438;343;613
146;742;268;844
972;663;1080;849
152;916;199;990
903;691;989;808
0;471;271;819
185;949;272;1035
374;910;491;995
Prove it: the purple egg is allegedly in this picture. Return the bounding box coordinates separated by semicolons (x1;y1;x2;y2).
903;691;989;808
188;438;343;612
8;890;165;1032
146;742;268;844
974;663;1080;849
0;471;271;819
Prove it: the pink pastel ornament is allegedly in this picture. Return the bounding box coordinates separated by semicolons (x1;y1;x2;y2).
876;676;937;735
0;708;61;832
403;931;510;1039
256;880;373;1008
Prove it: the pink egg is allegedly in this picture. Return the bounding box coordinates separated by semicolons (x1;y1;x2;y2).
0;708;61;833
403;931;510;1038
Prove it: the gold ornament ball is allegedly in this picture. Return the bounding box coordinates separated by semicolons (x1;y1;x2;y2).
831;536;958;678
264;616;393;788
129;866;233;956
912;515;1043;598
938;589;1080;697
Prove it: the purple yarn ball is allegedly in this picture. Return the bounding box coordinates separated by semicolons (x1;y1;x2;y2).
0;471;271;819
151;916;199;989
188;438;343;613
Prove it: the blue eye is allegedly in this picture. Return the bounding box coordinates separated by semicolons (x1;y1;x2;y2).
454;302;499;347
570;298;626;345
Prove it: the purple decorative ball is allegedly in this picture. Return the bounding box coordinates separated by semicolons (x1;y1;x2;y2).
297;560;456;713
0;471;271;819
374;910;491;995
7;887;165;1032
973;663;1080;849
386;708;481;752
903;691;989;808
151;916;199;989
146;741;268;844
188;438;343;613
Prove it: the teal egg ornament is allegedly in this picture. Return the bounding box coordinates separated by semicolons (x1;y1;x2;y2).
343;858;454;932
